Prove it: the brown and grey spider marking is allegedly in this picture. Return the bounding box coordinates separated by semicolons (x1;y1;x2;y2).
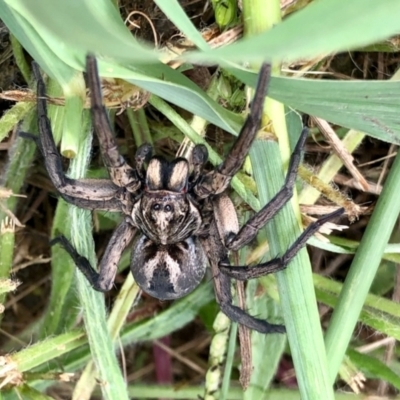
33;56;342;334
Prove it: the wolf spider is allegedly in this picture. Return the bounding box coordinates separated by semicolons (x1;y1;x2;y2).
33;56;342;334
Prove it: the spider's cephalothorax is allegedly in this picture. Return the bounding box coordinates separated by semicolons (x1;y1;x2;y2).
131;155;207;300
34;55;343;334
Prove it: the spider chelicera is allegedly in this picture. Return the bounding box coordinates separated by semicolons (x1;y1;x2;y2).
33;56;342;334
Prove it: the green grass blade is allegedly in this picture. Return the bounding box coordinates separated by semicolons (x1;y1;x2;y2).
347;349;400;390
153;0;209;50
0;218;16;308
220;322;238;400
40;78;81;336
13;284;214;397
186;0;400;63
10;331;86;372
120;283;213;344
232;69;400;144
316;286;400;341
244;280;286;399
0;117;37;220
122;385;367;399
3;0;400;143
67;116;129;400
0;101;33;142
3;0;156;65
251;130;335;400
14;384;55;399
242;0;334;396
325;150;400;382
41;199;77;336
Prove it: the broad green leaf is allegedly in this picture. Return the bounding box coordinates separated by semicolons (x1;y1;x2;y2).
348;349;400;390
232;68;400;144
185;0;400;64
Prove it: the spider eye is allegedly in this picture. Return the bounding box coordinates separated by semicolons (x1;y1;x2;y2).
152;203;161;211
164;204;173;212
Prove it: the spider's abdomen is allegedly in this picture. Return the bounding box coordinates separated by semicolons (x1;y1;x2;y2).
131;235;207;300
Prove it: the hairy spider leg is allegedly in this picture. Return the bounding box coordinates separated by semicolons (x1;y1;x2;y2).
220;208;344;280
217;64;271;178
34;55;345;334
227;126;308;250
194;63;271;198
189;144;208;187
192;62;343;333
32;62;123;212
200;219;285;334
52;219;136;291
193;63;290;334
86;55;151;192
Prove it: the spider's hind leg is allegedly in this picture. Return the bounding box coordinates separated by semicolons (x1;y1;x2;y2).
220;207;344;280
214;265;285;334
200;219;285;334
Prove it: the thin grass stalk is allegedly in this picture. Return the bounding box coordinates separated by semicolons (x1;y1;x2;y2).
60;72;86;158
299;129;365;205
40;199;77;336
67;114;129;400
325;150;400;382
10;34;30;83
127;108;153;146
242;0;334;398
203;312;231;400
73;274;140;399
0;218;15;308
0;101;34;142
0;113;37;219
124;385;367;400
219;321;238;400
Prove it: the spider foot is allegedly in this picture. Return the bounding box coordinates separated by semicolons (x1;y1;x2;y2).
50;235;103;290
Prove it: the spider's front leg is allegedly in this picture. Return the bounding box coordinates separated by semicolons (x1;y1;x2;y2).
200;216;285;334
32;62;122;212
53;218;136;291
194;63;271;198
86;56;152;191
